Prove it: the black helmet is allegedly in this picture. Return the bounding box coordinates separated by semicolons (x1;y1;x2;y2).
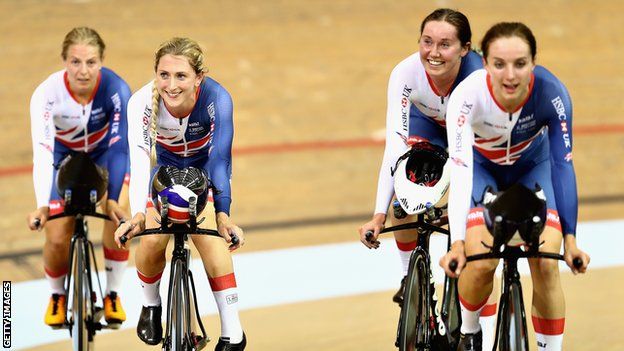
56;152;108;212
482;183;547;250
151;166;210;223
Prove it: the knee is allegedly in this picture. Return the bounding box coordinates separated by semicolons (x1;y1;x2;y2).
534;258;561;283
466;259;498;278
45;230;71;250
138;236;167;259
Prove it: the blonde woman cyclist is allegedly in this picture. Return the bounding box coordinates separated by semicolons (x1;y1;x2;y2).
27;27;131;328
115;37;246;350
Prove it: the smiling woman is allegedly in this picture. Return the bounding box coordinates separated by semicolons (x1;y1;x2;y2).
357;7;482;310
116;37;247;350
440;22;590;351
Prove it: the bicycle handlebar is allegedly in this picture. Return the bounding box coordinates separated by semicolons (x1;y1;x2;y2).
447;250;583;273
120;226;240;249
32;211;111;230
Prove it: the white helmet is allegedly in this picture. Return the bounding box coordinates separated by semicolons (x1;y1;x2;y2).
392;142;450;215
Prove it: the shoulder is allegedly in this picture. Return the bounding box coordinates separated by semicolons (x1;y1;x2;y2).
33;70;65;96
533;65;568;96
100;67;131;93
128;81;154;107
460;51;484;73
455;69;487;94
200;77;232;103
390;52;422;77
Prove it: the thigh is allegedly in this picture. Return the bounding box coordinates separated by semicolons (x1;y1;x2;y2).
139;206;170;250
390;195;419;242
45;216;75;244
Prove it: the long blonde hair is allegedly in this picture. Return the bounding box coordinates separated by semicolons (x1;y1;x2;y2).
149;37;208;165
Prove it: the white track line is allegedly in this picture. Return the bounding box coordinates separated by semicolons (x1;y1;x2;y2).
7;219;623;349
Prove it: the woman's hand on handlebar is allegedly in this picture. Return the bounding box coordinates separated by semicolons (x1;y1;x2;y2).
106;199;128;226
27;207;49;231
563;235;590;275
358;213;386;249
216;212;245;251
114;212;146;249
440;240;466;278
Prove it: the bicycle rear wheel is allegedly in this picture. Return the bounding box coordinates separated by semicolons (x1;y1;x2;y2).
498;281;528;351
398;250;430;351
71;239;93;351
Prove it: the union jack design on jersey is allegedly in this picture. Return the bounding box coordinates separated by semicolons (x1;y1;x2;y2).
474;128;545;165
55;123;110;152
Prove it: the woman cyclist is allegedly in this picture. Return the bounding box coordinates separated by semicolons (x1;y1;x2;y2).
439;22;590;351
27;27;131;328
114;37;246;350
358;8;483;306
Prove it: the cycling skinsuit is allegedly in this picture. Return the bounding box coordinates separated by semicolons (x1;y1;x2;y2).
127;78;234;217
446;66;577;243
30;68;131;215
374;50;482;214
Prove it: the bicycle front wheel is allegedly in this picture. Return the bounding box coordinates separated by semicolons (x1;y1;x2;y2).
71;239;93;351
398;250;430;351
499;281;529;351
169;259;190;351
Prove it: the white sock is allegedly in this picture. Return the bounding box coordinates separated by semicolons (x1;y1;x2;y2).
137;270;162;306
480;302;497;351
44;267;67;295
395;240;417;276
104;247;129;295
459;294;488;334
210;273;243;343
533;316;564;350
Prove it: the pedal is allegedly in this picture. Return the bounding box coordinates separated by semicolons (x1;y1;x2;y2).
104;321;121;330
93;306;104;322
191;333;210;350
49;323;67;330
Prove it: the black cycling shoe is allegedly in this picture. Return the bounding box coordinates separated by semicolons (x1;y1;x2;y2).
215;332;247;351
457;330;483;351
137;305;163;345
392;276;407;307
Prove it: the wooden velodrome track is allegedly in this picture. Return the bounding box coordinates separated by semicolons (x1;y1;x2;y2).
1;0;623;349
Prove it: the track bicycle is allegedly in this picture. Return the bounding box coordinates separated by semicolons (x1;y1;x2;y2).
366;202;461;351
35;188;118;351
461;225;582;351
120;195;239;351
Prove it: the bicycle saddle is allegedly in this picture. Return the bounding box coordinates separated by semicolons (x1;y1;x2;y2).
56;152;108;212
482;183;547;250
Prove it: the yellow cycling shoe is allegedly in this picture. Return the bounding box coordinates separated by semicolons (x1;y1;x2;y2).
104;291;126;326
44;294;66;327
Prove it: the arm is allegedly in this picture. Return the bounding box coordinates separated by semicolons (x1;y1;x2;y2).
446;94;475;244
373;67;411;216
359;66;410;248
208;89;233;216
440;84;476;276
208;88;243;249
30;83;56;210
546;81;589;273
127;90;152;218
546;82;577;237
105;79;132;202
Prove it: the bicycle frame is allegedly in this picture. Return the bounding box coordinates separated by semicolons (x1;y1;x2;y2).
125;196;225;351
377;212;460;350
466;246;564;351
47;209;110;351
